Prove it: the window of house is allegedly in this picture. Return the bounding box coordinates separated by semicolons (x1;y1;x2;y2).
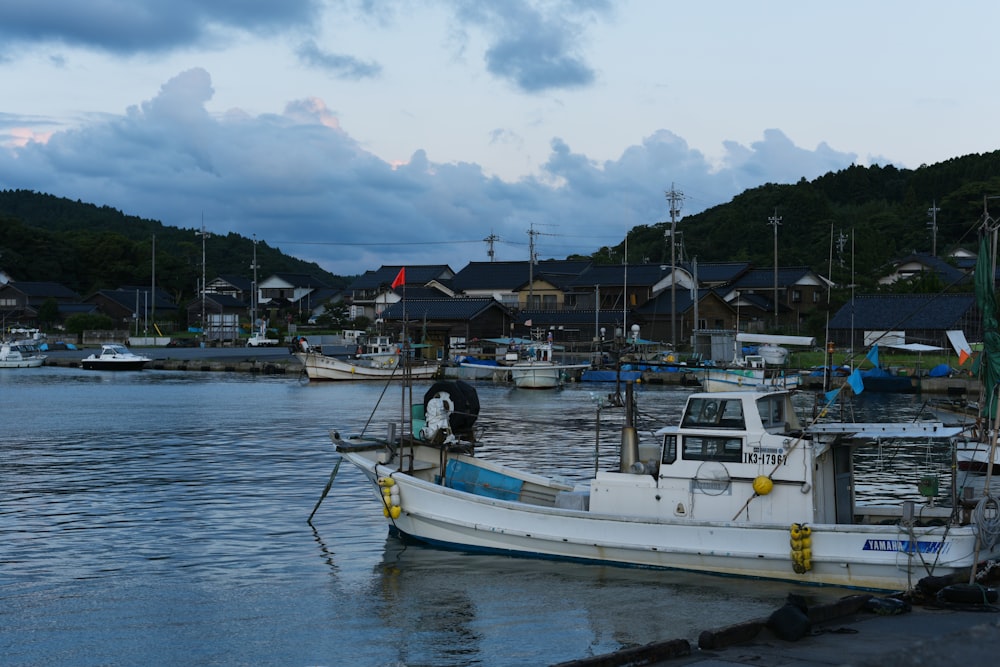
791;289;802;303
542;294;557;309
813;291;820;303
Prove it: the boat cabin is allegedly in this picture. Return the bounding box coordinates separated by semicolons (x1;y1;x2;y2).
589;390;957;527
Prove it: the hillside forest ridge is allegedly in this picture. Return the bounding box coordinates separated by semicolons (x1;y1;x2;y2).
2;151;1000;311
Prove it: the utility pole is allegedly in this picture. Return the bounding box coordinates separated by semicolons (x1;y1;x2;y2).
927;200;940;256
768;208;782;321
250;234;259;333
666;184;683;350
196;221;210;343
484;231;499;262
527;224;539;309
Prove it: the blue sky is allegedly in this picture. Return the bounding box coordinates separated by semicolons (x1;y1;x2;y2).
1;1;996;276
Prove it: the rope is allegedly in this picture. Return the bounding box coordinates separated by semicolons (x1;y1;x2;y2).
973;495;1000;550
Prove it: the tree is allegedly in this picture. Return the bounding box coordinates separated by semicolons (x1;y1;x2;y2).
64;312;114;334
37;298;61;330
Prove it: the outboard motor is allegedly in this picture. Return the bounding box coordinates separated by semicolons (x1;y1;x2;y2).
422;380;480;441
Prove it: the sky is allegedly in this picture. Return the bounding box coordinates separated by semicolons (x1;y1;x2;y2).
1;0;998;277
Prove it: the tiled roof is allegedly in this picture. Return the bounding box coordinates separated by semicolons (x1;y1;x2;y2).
828;293;976;330
348;265;454;290
450;260;591;291
271;273;332;289
381;297;508;320
2;281;81;299
732;267;818;289
566;264;673;288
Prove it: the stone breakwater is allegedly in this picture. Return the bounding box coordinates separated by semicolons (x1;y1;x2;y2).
42;348;303;375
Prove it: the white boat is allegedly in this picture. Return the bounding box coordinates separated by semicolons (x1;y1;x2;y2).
695;355;802;392
295;335;439;381
505;338;590;389
0;340;47;368
80;343;151;370
329;384;1000;592
296;351;440;381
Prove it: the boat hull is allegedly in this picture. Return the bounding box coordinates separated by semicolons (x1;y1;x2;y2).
510;365;562;389
696;368;802;392
296;352;439;381
344;450;987;592
0;356;45;368
81;359;150;371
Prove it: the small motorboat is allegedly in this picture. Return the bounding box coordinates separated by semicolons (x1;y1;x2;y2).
0;340;47;368
81;343;152;371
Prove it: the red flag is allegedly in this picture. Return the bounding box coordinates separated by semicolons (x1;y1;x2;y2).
959;349;970;365
391;267;405;289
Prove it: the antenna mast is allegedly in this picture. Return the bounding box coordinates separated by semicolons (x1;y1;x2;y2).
768;208;782;320
666;184;683;350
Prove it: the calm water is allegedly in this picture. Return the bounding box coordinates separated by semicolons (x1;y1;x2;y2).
1;368;928;666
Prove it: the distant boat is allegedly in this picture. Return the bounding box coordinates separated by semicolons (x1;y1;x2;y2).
506;338;590;389
0;340;47;368
695;355;802;392
295;335;439;381
80;343;151;371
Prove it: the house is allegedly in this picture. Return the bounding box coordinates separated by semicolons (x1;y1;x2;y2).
347;265;454;321
87;287;177;333
725;267;830;330
878;252;969;287
827;293;978;351
564;264;690;313
379;297;512;358
258;273;331;307
205;275;254;301
632;288;734;348
450;260;590;309
0;280;89;328
186;293;249;342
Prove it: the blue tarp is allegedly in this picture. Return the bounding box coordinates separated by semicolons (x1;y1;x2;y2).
928;363;951;377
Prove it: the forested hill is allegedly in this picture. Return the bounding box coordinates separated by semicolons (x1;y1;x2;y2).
0;190;350;298
597;151;1000;290
4;149;1000;298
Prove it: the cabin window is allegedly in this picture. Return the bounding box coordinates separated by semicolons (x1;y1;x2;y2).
682;435;743;462
757;394;792;430
661;435;677;464
682;398;746;429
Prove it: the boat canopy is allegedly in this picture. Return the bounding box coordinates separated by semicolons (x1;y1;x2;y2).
735;333;816;347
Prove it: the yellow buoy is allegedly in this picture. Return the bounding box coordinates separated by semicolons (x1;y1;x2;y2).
389;505;401;519
753;476;774;496
379;477;395;487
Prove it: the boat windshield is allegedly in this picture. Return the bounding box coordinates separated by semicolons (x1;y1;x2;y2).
105;345;128;355
681;397;746;429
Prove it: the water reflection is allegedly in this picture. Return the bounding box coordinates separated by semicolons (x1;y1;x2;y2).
3;369;939;666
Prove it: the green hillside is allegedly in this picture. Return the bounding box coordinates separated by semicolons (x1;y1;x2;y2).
595;152;1000;290
4;149;1000;304
0;190;351;299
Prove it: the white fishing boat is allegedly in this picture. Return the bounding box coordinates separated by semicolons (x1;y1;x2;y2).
329;383;1000;592
506;336;590;389
694;333;813;392
695;355;803;392
295;335;439;382
0;340;47;368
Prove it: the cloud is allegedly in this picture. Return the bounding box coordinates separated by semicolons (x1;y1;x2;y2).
0;69;858;275
0;0;321;55
452;0;612;93
296;39;382;80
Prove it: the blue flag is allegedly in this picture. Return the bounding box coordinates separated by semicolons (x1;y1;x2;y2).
847;369;864;394
866;344;879;368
